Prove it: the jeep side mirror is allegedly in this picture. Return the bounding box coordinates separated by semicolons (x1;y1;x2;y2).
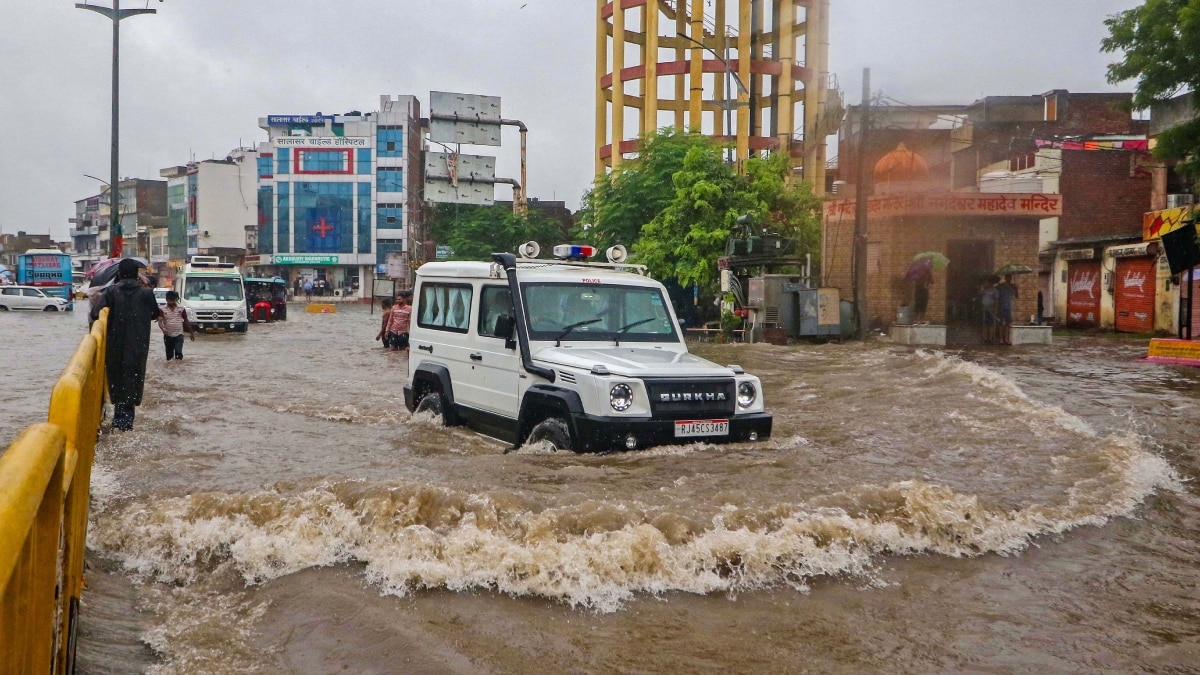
494;314;517;350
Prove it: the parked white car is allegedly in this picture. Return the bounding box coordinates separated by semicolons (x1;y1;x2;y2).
0;285;71;312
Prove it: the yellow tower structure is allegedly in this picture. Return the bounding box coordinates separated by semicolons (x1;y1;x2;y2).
595;0;835;194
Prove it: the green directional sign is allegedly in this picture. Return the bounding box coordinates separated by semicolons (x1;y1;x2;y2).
271;255;339;265
435;245;454;260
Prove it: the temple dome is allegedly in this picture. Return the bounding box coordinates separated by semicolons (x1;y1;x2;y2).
874;143;929;183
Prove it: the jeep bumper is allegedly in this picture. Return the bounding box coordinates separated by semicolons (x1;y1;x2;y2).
568;412;772;453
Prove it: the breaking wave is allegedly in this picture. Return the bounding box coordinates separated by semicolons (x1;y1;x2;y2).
91;439;1177;614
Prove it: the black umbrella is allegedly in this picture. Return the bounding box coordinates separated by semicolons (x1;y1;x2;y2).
87;257;148;288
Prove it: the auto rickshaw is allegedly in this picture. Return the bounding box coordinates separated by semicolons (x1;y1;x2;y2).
244;277;288;322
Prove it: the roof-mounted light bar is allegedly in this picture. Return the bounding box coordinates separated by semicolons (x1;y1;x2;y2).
552;244;597;260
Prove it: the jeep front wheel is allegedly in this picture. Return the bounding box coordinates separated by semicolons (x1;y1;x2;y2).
415;390;449;425
526;417;573;452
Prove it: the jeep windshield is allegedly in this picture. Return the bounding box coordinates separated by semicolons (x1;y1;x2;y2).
183;277;244;302
522;282;680;343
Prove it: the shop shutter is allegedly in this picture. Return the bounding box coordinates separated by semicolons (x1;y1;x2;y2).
1114;257;1156;333
1191;266;1200;338
1066;260;1101;328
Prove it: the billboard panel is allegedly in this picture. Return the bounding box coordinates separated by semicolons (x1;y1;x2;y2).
429;91;502;146
423;152;496;180
423;180;495;206
429;119;502;146
430;92;501;122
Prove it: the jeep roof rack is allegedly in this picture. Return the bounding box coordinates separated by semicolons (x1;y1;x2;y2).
513;258;649;276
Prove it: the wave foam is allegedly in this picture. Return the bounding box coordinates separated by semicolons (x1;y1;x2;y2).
91;436;1179;613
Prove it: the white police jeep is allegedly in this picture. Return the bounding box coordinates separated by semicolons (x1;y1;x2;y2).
403;243;772;452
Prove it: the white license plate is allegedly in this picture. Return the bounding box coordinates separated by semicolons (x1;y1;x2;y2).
674;419;730;438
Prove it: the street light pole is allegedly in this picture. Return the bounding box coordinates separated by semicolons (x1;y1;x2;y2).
76;0;156;259
676;30;749;164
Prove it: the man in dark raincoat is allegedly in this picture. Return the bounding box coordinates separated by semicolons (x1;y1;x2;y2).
90;258;161;430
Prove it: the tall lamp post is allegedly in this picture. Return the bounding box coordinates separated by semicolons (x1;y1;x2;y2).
676;29;749;164
76;0;156;259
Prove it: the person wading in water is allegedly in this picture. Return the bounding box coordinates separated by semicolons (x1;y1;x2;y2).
89;258;161;430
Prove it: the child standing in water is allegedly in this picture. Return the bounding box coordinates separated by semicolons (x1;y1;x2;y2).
158;290;194;361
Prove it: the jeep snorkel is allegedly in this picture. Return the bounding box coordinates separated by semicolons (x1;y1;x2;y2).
491;252;557;383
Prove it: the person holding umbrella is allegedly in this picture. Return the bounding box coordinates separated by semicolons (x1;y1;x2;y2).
89;258;161;431
996;273;1020;345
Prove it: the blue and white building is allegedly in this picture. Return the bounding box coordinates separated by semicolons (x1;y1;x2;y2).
250;95;423;297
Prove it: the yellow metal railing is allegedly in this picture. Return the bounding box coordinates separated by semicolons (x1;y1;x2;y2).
0;308;108;674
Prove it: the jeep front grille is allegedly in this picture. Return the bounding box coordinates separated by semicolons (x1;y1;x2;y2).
643;378;736;418
195;310;236;322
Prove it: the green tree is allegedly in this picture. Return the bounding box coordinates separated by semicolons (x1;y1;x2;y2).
581;128;823;290
633;144;823;287
426;203;568;261
1103;0;1200;180
578;128;718;249
634;142;757;286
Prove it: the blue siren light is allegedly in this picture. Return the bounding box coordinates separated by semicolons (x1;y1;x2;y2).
553;244;597;260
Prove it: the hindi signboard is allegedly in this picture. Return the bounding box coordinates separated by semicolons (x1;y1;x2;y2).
274;136;368;148
823;193;1063;221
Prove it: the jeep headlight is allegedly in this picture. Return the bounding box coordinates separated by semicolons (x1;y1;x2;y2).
609;383;634;411
737;381;757;408
235;307;247;321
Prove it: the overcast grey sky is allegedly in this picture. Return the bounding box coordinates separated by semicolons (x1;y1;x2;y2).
0;0;1140;240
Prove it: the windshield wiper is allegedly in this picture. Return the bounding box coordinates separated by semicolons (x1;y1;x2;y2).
555;318;602;346
613;318;655;346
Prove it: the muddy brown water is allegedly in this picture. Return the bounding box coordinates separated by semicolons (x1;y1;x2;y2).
3;307;1198;673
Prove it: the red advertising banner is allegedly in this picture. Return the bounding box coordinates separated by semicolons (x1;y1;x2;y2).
823;193;1063;221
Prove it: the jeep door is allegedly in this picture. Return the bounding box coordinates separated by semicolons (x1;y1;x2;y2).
461;285;520;428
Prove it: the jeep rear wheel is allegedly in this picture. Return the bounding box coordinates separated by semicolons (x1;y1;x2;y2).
526;417;573;452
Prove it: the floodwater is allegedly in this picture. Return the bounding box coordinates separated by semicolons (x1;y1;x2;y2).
3;306;1198;673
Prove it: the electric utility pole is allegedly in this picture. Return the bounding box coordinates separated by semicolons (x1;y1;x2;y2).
76;0;156;258
853;68;871;339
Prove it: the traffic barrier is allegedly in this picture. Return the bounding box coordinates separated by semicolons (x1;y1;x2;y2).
0;308;108;673
307;303;337;314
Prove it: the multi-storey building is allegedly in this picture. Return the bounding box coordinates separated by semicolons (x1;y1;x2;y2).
248;95;424;298
159;148;260;283
68;179;166;269
0;231;62;269
69;195;103;272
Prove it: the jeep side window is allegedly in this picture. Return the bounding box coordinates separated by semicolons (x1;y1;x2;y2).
477;286;514;338
417;282;473;333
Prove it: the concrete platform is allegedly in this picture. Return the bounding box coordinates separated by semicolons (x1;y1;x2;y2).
1146;338;1200;367
1011;325;1053;345
891;324;946;346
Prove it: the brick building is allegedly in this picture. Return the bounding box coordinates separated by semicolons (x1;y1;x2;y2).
822;144;1054;334
831;90;1154;332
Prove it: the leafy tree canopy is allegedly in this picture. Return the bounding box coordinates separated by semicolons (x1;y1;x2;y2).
1104;0;1200;179
582;129;823;288
578;128;718;250
426;203;574;261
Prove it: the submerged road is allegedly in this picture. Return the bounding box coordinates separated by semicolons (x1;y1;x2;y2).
4;307;1198;673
